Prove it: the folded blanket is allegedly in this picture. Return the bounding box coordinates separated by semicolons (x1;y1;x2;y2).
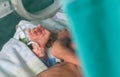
0;38;47;77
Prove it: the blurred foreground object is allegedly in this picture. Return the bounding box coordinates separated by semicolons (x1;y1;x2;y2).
61;0;120;77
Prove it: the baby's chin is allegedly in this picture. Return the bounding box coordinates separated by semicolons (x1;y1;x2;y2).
38;52;46;58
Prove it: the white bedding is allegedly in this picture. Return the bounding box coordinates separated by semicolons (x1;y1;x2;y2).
0;38;47;77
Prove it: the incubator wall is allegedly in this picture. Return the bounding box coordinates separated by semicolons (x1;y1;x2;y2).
0;0;61;50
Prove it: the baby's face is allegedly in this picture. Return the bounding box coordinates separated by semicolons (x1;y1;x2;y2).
31;43;46;58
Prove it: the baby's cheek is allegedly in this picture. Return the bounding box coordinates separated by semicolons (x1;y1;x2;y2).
38;52;45;58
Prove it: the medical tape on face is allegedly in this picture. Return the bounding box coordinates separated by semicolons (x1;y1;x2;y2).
27;41;45;50
27;41;37;45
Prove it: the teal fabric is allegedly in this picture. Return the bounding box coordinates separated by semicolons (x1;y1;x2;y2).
22;0;54;13
62;0;120;77
0;13;23;50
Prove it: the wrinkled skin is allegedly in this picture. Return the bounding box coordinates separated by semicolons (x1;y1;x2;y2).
28;25;51;58
52;29;79;66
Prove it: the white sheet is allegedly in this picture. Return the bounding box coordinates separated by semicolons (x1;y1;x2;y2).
0;38;47;77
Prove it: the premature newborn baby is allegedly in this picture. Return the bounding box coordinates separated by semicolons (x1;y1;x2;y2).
27;25;79;68
27;24;59;67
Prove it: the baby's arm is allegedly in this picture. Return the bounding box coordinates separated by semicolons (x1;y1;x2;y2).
52;29;79;66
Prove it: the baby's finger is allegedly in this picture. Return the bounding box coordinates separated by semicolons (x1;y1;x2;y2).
33;29;38;35
31;29;36;36
37;25;42;33
38;24;42;28
38;24;43;30
39;24;45;31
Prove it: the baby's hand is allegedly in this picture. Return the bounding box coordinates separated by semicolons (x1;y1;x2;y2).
27;25;51;58
28;25;51;47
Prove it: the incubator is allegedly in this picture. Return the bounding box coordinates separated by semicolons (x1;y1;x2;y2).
1;0;120;77
0;0;67;50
